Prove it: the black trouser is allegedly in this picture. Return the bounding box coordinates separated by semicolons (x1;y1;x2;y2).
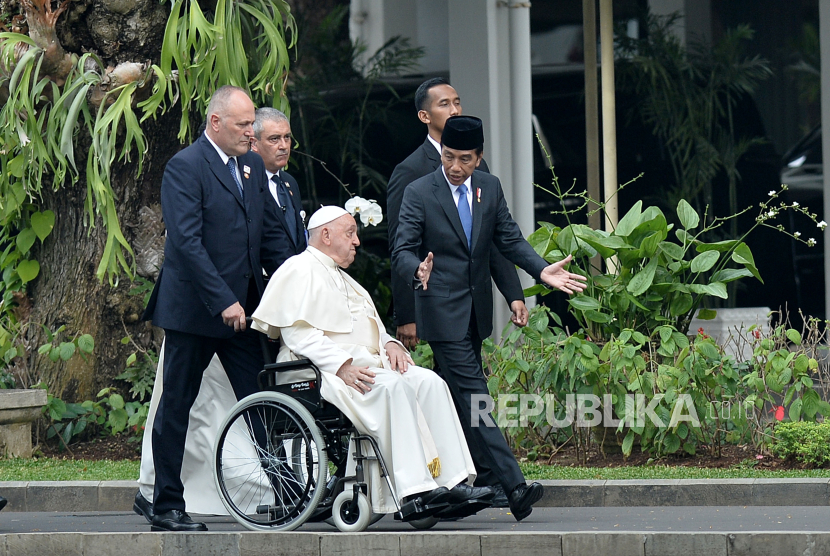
152;327;264;514
429;314;525;495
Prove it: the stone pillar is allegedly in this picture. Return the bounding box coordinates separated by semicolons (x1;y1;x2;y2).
0;389;47;457
449;0;536;337
821;0;830;319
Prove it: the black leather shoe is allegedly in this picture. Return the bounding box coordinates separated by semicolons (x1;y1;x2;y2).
448;483;495;505
508;482;544;522
151;510;208;532
0;495;7;511
133;491;153;523
490;484;510;508
403;486;450;507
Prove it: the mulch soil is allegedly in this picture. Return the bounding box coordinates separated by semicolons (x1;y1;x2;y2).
36;434;142;461
33;433;812;471
519;441;810;470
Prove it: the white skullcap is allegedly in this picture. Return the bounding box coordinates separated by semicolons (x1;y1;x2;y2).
308;206;350;229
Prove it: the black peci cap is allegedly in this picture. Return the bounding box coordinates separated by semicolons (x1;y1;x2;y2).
442;115;484;150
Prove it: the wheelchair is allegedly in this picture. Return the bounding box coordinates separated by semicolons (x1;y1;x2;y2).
212;337;455;532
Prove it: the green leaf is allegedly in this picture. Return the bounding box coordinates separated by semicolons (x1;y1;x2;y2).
6;154;27;178
614;201;642;237
789;398;803;421
710;268;753;283
785;329;802;344
690;251;719;273
108;393;125;410
696;308;717;320
659;242;685;261
627;257;658;296
669;294;693;317
568;296;601;311
731;242;763;283
31;211;55;242
126;352;137;366
688;282;728;299
17;259;39;283
108;408;128;433
677;199;700;230
802;389;821;419
584;310;613;323
16;228;36;255
59;342;76;361
663;433;681;454
622;430;635;456
77;334;94;354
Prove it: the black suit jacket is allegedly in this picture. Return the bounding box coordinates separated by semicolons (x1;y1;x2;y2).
270;169;307;253
387;137;524;327
144;134;295;338
393;168;548;342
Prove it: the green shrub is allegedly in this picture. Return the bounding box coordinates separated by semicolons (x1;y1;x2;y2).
772;421;830;467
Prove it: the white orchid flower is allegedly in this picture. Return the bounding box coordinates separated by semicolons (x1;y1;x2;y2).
345;196;372;215
360;204;383;227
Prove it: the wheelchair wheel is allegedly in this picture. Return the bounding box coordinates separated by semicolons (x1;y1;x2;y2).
409;516;439;529
331;490;372;532
214;391;327;531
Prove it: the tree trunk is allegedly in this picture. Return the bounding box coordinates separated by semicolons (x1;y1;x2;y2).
25;112;178;402
8;0;175;402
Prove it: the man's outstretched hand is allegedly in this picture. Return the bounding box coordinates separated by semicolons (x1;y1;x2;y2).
540;255;587;294
416;252;434;289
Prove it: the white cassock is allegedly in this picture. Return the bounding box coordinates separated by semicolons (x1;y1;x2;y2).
138;342;267;514
252;247;476;513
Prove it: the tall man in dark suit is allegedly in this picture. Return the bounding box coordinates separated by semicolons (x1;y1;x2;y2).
393;116;587;521
387;78;528;351
251;107;307;252
143;86;295;532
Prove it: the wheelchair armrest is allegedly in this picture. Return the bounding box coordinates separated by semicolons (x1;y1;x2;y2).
258;358;322;390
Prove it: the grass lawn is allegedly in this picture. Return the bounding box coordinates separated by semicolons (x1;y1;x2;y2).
0;458;140;481
0;458;829;482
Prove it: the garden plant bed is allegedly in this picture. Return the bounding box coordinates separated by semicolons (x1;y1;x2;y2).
521;442;817;471
30;433;817;472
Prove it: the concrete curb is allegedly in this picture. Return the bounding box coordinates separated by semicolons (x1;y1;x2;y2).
2;531;830;556
0;479;826;512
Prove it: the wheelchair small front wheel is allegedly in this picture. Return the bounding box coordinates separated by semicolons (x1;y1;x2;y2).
332;490;371;532
409;515;439;529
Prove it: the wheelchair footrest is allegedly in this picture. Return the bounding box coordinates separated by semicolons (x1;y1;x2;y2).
394;499;450;522
435;499;492;520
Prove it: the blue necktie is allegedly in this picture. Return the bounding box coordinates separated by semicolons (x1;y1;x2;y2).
457;184;472;250
273;175;298;244
227;158;244;199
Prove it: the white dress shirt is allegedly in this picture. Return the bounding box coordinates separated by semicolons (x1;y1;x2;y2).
442;166;473;211
204;132;242;188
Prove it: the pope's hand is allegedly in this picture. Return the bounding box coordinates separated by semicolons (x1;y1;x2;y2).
337;359;375;395
385;341;414;373
416;252;434;289
510;300;529;327
540;255;587;294
222;302;246;331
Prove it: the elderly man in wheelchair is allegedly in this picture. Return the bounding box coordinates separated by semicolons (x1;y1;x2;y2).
212;206;497;532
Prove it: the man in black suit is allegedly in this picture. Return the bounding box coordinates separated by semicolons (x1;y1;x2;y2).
143;86;295;532
393;116;587;521
251;107;307;252
387;78;527;351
